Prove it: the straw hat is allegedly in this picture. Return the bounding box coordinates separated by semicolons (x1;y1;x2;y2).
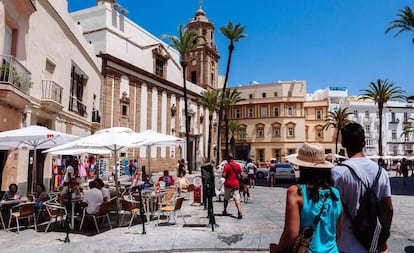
286;143;333;169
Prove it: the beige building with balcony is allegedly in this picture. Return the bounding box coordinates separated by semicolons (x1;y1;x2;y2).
227;82;340;163
0;0;102;192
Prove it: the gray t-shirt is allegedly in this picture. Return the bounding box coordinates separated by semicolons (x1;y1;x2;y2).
332;157;391;253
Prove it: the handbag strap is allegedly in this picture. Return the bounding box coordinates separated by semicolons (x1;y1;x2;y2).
228;161;241;178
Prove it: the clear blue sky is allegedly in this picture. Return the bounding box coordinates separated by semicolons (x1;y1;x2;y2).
69;0;414;96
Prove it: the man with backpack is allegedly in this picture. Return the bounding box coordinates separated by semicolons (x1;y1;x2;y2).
332;123;393;253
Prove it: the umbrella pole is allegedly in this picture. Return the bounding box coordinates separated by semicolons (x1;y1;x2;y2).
147;146;151;177
113;149;120;225
32;147;37;193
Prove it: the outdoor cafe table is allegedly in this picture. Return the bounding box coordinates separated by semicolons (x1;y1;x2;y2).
0;199;26;230
61;197;82;230
131;190;168;222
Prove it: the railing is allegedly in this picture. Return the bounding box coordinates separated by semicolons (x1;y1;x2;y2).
92;110;101;123
389;119;399;124
42;80;63;104
0;55;31;93
69;95;87;117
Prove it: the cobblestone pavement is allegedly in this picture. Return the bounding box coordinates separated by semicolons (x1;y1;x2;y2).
0;171;413;253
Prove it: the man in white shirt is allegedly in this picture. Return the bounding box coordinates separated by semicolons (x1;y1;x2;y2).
95;178;110;201
82;181;103;214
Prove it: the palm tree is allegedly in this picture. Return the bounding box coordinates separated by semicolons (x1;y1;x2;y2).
161;24;204;174
402;117;414;136
228;120;241;156
216;22;247;162
385;6;414;44
198;89;220;162
323;107;353;155
359;79;406;156
222;88;244;154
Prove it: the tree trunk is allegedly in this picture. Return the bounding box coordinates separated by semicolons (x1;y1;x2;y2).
207;114;213;162
378;105;383;156
181;62;192;174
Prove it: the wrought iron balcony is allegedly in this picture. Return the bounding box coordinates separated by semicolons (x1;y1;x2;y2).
0;55;31;92
40;80;63;112
69;95;87;117
0;55;31;110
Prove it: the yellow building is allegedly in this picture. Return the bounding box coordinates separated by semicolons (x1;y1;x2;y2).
227;82;340;164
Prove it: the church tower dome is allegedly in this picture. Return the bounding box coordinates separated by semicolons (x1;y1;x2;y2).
185;1;220;90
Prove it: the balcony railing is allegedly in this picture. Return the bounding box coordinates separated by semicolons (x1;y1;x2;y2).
42;80;62;104
69;95;87;117
0;55;31;93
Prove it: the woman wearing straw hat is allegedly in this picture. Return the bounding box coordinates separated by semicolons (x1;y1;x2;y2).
270;143;343;253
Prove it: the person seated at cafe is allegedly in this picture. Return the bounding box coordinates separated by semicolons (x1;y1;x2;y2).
94;178;110;202
2;183;21;200
81;181;103;214
142;173;153;189
34;183;51;210
158;170;175;187
60;178;82;200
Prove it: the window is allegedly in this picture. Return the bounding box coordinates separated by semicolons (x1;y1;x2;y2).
404;112;409;122
273;126;280;137
274;92;278;97
288;127;294;137
261;107;267;117
392;130;397;140
155;57;165;77
365;111;369;119
316;128;323;139
288;91;292;97
69;65;87;117
191;71;197;83
248;108;254;118
257;149;264;163
365;124;370;132
121;103;128;117
273;107;279;117
391;112;396;122
262;92;266;98
273;149;281;161
287;148;295;155
316;110;322;120
287;106;293;116
354;110;359;118
249;94;253;99
239;127;246;141
235;109;241;119
405;133;409;142
257;126;264;137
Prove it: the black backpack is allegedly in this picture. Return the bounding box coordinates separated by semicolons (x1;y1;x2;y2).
339;163;390;252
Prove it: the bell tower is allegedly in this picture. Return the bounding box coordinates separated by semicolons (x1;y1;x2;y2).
185;2;220;90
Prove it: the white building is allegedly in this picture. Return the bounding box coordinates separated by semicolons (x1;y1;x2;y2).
0;0;102;192
341;97;414;157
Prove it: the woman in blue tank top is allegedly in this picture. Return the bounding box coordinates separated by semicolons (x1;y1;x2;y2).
270;143;343;253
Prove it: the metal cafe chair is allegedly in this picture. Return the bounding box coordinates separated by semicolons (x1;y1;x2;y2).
8;202;37;233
